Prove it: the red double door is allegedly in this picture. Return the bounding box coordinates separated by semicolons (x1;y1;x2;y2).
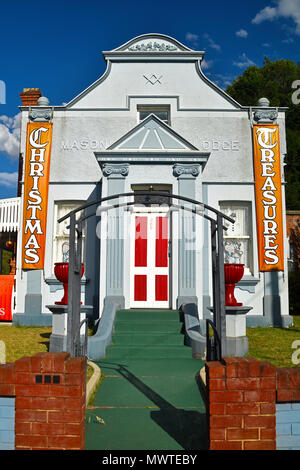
131;212;170;308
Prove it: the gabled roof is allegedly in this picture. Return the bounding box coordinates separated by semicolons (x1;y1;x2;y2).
107;114;199;151
52;34;243;110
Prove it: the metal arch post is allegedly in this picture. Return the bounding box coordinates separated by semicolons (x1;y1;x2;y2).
73;219;83;357
216;213;226;357
67;212;76;357
210;220;218;329
67;213;84;357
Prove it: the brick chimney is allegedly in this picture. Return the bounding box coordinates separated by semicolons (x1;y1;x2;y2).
20;88;42;106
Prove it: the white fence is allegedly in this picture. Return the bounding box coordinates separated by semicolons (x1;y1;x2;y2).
0;198;20;233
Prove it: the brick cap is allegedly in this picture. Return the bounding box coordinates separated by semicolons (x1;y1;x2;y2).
20;88;42;106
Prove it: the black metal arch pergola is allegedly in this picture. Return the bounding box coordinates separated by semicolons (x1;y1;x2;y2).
58;191;235;359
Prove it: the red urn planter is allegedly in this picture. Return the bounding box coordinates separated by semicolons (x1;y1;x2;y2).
224;263;244;307
54;262;84;305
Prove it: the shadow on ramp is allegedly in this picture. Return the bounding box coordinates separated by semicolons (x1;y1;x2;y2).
96;361;207;450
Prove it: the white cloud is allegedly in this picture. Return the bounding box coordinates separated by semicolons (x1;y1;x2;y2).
262;42;271;46
236;29;248;38
201;59;213;70
0;113;20;159
185;32;199;43
252;6;277;24
212;73;235;89
185;32;199;49
282;37;294;42
233;53;256;68
203;33;221;51
252;0;300;34
0;172;18;188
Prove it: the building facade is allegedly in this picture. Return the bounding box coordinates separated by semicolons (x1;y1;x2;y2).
7;34;292;329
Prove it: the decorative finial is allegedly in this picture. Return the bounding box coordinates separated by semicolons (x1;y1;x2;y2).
253;97;277;123
37;96;50;106
257;97;270;107
29;96;52;122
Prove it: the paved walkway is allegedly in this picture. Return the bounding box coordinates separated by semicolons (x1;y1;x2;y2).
85;309;207;450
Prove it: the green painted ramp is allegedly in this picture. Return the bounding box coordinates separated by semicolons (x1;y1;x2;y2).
85;309;207;450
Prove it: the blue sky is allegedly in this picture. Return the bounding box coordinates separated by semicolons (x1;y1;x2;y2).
0;0;299;198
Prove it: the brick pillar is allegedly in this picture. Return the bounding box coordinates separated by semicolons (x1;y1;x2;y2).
206;357;276;450
0;353;86;450
20;88;42;106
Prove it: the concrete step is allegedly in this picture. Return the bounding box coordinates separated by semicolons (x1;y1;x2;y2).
114;320;183;333
105;345;192;359
116;309;180;322
112;332;184;346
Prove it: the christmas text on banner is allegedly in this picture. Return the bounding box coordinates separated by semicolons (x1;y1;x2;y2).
22;122;53;269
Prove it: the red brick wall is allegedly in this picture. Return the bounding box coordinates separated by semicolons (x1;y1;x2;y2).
19;88;42;106
286;212;300;238
277;367;300;402
0;352;86;450
206;357;277;450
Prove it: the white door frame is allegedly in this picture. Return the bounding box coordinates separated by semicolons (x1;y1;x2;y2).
130;206;171;309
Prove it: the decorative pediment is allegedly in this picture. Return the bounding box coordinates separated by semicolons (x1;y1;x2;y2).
127;41;178;52
107;114;198;151
111;34;193;53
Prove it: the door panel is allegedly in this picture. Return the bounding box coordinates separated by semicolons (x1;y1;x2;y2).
134;275;147;301
135;216;147;267
130;212;170;308
155;274;168;301
155;216;168;267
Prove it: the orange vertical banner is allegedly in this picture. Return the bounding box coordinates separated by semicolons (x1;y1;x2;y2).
0;275;14;321
253;124;284;271
22;122;53;269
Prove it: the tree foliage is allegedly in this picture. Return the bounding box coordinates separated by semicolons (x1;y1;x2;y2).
226;58;300;209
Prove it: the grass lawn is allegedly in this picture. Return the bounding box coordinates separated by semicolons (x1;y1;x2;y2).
0;324;52;363
246;315;300;368
0;317;300;370
0;324;94;380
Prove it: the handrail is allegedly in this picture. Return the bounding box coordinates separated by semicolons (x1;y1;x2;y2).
74;201;229;231
58;191;235;225
74;317;89;357
206;319;222;362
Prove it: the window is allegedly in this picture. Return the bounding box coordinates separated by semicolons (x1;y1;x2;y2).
132;184;172;206
53;201;85;266
288;242;295;272
220;202;252;275
138;106;170;125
